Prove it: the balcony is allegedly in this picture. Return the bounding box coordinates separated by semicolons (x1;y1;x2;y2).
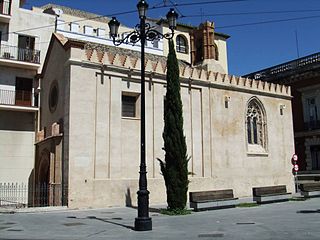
0;44;40;63
304;120;320;131
0;89;38;111
0;44;40;69
0;0;11;22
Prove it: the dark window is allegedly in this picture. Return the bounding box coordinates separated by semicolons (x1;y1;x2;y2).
122;95;137;118
307;98;318;122
0;0;11;15
214;44;219;61
311;146;320;170
247;116;252;144
18;35;35;62
15;77;32;106
253;117;258;144
176;35;187;53
49;81;58;113
18;35;35;50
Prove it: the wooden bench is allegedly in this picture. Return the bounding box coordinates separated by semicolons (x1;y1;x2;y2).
189;189;238;211
299;183;320;198
252;185;291;204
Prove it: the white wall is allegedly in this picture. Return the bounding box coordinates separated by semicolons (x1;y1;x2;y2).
0;111;35;183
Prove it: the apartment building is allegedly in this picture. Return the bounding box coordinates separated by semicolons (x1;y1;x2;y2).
0;0;54;185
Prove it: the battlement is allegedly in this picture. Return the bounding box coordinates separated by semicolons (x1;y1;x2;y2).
85;44;291;96
68;38;291;97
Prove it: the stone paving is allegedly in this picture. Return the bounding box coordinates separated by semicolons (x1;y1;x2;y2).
0;198;320;239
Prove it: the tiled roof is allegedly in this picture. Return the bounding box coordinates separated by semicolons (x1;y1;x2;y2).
54;33;191;68
39;3;110;23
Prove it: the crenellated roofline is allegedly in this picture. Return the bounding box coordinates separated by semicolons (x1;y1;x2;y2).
45;34;291;98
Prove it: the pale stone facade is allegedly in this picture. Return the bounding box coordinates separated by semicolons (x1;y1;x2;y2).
37;33;295;208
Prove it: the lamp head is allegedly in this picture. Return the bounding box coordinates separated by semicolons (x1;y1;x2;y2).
108;17;120;37
137;0;149;19
166;8;178;29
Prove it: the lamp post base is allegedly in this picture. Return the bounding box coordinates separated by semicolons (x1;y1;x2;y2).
134;217;152;231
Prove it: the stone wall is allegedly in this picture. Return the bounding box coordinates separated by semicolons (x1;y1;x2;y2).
40;35;295;208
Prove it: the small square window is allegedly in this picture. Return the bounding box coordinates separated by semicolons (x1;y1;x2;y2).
153;40;159;48
122;95;138;118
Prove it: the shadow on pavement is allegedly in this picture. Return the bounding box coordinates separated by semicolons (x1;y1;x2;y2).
126;205;163;214
86;216;134;230
296;209;320;214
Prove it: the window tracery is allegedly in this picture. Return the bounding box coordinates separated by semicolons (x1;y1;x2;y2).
246;98;267;152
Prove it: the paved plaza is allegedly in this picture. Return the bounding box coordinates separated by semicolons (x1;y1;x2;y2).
0;198;320;240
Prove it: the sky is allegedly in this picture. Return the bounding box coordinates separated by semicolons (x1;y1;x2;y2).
24;0;320;76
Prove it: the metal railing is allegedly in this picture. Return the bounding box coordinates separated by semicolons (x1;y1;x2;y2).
244;52;320;81
304;120;320;131
0;44;40;64
0;182;68;208
0;89;35;107
0;182;27;207
0;0;11;15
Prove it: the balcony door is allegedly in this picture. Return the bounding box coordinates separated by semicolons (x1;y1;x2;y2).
15;77;32;106
311;145;320;171
0;0;11;15
0;1;4;15
18;35;35;62
306;98;319;129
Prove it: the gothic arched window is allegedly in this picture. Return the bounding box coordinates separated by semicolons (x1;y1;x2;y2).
246;98;267;152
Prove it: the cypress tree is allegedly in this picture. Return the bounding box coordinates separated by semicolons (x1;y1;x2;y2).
158;39;189;210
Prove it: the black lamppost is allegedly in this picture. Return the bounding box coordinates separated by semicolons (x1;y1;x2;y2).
108;0;178;232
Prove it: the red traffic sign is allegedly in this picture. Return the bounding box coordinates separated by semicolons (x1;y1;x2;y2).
293;164;299;172
292;154;298;162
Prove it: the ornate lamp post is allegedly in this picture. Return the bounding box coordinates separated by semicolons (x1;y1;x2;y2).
108;0;178;232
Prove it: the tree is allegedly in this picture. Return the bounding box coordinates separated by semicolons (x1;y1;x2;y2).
158;39;189;210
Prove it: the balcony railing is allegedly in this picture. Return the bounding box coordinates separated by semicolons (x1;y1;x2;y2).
304;120;320;131
0;0;11;15
244;52;320;81
0;44;40;64
0;89;36;107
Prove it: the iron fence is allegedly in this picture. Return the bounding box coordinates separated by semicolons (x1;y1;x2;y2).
0;182;67;208
0;182;27;207
0;44;40;64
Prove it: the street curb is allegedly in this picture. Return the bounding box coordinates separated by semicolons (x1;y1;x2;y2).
0;206;72;214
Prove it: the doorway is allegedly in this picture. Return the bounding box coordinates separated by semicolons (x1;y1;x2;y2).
15;77;32;106
17;35;35;62
311;145;320;170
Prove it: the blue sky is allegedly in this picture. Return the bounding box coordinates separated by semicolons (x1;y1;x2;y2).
24;0;320;76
